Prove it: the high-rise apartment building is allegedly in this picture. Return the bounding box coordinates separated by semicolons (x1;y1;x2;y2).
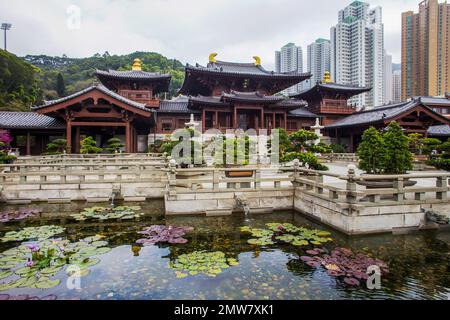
330;1;385;108
392;70;402;103
275;43;304;95
384;51;393;104
401;0;450;100
307;38;331;89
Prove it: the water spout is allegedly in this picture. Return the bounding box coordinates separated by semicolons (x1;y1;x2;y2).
236;195;251;221
110;185;121;208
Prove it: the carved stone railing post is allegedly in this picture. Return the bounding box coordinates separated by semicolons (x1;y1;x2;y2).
255;169;261;190
393;177;405;202
436;177;448;200
346;164;357;203
213;169;220;190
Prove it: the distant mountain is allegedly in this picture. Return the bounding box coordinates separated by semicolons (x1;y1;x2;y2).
23;51;186;101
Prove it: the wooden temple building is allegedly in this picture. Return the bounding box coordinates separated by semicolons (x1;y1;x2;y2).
1;55;450;155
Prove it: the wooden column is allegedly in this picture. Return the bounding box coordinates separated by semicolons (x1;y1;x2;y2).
215;111;219;129
234;107;238;128
75;126;81;154
202;109;206;132
125;121;131;153
26;131;31;156
66;121;72;153
260;108;264;129
272;112;276;129
284;112;287;130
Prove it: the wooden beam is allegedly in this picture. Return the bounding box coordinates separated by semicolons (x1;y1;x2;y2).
71;122;126;127
66;122;72;154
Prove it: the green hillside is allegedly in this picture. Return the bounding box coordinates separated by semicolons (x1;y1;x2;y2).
23;51;186;101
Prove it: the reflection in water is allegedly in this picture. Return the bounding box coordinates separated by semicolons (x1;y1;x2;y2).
0;201;449;300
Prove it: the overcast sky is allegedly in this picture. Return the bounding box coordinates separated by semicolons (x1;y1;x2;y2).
0;0;418;69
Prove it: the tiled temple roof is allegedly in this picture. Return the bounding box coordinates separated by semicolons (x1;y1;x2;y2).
326;99;450;129
187;60;311;79
222;91;284;103
0;112;65;130
158;97;200;114
95;69;171;81
32;83;150;112
427;124;450;136
288;107;318;118
291;82;372;99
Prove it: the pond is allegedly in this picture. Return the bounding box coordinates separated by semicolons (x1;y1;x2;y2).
0;201;449;300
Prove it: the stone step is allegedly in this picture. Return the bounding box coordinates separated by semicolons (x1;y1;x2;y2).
48;198;71;204
205;209;233;217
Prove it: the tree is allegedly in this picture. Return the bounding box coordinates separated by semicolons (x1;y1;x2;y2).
56;73;66;97
408;133;424;155
80;136;103;154
382;121;413;174
46;138;67;154
106;137;124;153
357;127;387;174
422;138;442;155
289;130;318;150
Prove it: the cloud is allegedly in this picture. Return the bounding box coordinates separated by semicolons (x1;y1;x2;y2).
0;0;416;68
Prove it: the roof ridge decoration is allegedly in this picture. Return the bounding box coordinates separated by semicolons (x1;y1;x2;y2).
132;58;142;71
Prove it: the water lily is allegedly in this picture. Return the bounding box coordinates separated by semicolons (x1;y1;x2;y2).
26;259;34;268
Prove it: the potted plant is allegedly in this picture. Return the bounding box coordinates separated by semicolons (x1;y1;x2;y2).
106;137;124;154
357;122;415;188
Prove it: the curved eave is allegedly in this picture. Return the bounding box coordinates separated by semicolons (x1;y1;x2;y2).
291;84;372;100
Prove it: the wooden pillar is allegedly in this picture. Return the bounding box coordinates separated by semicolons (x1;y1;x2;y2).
350;134;354;153
66;121;72;153
125;121;131;153
215;111;219;129
272;112;276;129
260;108;264;129
75;126;81;154
284;112;287;130
202;109;206;132
234;107;238;128
26;131;31;156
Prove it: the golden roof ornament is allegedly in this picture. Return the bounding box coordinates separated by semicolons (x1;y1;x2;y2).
323;71;332;83
253;56;261;66
132;58;142;71
209;53;218;63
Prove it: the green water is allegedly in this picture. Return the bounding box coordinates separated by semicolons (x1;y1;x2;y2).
0;201;449;300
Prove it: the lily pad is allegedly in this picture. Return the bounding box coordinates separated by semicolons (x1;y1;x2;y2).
35;278;60;289
1;225;65;242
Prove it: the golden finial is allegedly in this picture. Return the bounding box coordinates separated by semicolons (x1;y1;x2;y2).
132;58;142;71
209;53;218;63
323;71;332;83
253;56;261;66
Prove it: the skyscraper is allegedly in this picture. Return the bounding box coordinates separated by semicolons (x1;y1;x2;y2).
307;38;331;88
275;43;304;95
330;1;385;108
392;70;402;103
401;0;450;100
384;51;393;104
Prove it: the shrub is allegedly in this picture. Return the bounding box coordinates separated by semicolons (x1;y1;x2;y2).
330;143;347;153
422;138;442;155
357;127;387;174
382;121;413;174
80;136;103;154
0;154;16;164
46;138;67;154
105;137;124;153
281;151;328;171
407;133;424;155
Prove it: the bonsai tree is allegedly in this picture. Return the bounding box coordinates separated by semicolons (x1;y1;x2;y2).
422;138;442;155
330;143;347;153
106;137;124;153
382;121;413;174
407;133;424;155
80;136;103;154
427;138;450;171
357;127;387;174
46;138;67;154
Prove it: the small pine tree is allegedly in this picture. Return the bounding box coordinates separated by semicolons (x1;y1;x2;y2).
357;127;387;174
80;136;103;154
106;137;124;153
46;138;67;154
56;73;66;97
382;121;413;174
